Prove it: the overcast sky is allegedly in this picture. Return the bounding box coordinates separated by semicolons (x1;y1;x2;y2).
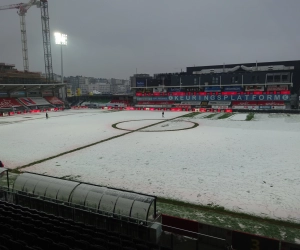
0;0;300;79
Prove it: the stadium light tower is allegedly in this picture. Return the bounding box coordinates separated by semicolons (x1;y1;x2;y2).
54;32;67;100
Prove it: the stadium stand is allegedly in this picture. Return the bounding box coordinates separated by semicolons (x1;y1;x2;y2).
44;96;64;106
0;98;24;109
0;171;166;249
0;97;65;114
0;199;165;250
70;100;80;107
0;168;299;250
18;97;51;106
110;100;129;105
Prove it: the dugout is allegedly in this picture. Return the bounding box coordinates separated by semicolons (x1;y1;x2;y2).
12;172;157;224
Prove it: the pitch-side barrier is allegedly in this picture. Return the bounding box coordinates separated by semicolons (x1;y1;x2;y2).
0;107;64;117
96;106;233;113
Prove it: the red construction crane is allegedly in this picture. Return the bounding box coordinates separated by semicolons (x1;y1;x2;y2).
0;0;53;83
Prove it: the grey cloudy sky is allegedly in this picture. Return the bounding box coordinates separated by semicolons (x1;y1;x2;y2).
1;0;300;79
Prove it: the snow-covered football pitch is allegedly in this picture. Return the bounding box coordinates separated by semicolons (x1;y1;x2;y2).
1;109;300;223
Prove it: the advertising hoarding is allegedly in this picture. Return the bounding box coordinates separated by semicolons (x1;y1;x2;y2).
267;85;288;91
245;86;264;91
224;86;243;91
137;94;290;102
204;87;221;92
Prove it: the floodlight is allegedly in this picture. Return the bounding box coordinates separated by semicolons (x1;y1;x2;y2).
54;32;67;45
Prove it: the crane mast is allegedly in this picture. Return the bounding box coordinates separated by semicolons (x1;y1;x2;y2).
17;0;39;72
19;15;29;72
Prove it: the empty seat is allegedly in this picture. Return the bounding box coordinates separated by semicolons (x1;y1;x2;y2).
21;223;35;233
0;246;10;250
60;236;76;248
42;238;54;250
107;242;122;250
53;226;66;235
89;245;108;250
0;235;10;248
9;239;24;250
34;237;51;250
52;243;70;250
42;222;55;232
93;238;108;247
46;231;61;242
75;240;90;250
147;242;160;250
14;228;25;239
108;235;121;244
122;240;135;248
95;232;108;239
0;223;9;234
81;233;93;242
0;200;159;250
31;247;43;250
35;227;48;238
27;233;39;246
136;244;150;250
66;229;81;239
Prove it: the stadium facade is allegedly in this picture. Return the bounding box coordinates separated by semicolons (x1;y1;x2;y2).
131;60;300;110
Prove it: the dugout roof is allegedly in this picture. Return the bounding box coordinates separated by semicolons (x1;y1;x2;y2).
13;172;156;222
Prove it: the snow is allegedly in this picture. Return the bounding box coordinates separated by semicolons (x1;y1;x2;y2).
0;110;186;167
116;119;165;130
209;113;224;120
141;119;195;131
193;113;212;119
229;114;248;121
2;109;300;222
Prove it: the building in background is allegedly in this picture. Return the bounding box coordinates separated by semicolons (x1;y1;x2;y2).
97;82;111;94
130;74;151;89
65;76;85;95
131;60;300;110
64;76;129;96
111;79;130;94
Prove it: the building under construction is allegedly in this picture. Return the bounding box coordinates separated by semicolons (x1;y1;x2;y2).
0;63;47;85
0;62;65;98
